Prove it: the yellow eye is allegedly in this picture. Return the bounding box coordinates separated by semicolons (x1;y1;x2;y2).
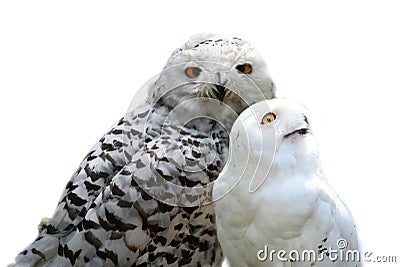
261;112;276;125
185;67;201;78
236;63;252;74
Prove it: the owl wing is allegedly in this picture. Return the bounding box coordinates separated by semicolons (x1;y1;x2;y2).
13;104;153;266
14;116;225;266
46;103;153;235
14;160;155;266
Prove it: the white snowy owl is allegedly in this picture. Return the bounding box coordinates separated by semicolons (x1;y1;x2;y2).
12;34;275;266
214;99;361;267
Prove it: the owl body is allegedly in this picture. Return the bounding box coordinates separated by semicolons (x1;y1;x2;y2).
12;34;275;266
214;99;361;267
50;109;228;266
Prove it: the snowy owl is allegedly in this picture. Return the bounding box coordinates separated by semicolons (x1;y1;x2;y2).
213;99;361;267
12;33;275;266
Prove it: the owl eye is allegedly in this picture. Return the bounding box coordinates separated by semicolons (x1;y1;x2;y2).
261;112;276;125
185;67;201;78
236;63;252;74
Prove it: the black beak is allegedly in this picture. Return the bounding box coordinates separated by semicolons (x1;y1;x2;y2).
214;84;226;102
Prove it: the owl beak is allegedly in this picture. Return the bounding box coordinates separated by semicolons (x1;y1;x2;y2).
214;84;226;102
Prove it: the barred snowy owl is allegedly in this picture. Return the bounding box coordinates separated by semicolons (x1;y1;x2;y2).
12;33;275;266
213;99;360;267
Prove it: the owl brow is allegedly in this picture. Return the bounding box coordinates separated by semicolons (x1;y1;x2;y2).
231;43;251;66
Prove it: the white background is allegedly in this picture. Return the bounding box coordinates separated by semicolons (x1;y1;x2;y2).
1;1;399;266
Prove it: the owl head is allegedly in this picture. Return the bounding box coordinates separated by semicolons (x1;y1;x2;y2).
223;98;319;192
148;33;276;124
